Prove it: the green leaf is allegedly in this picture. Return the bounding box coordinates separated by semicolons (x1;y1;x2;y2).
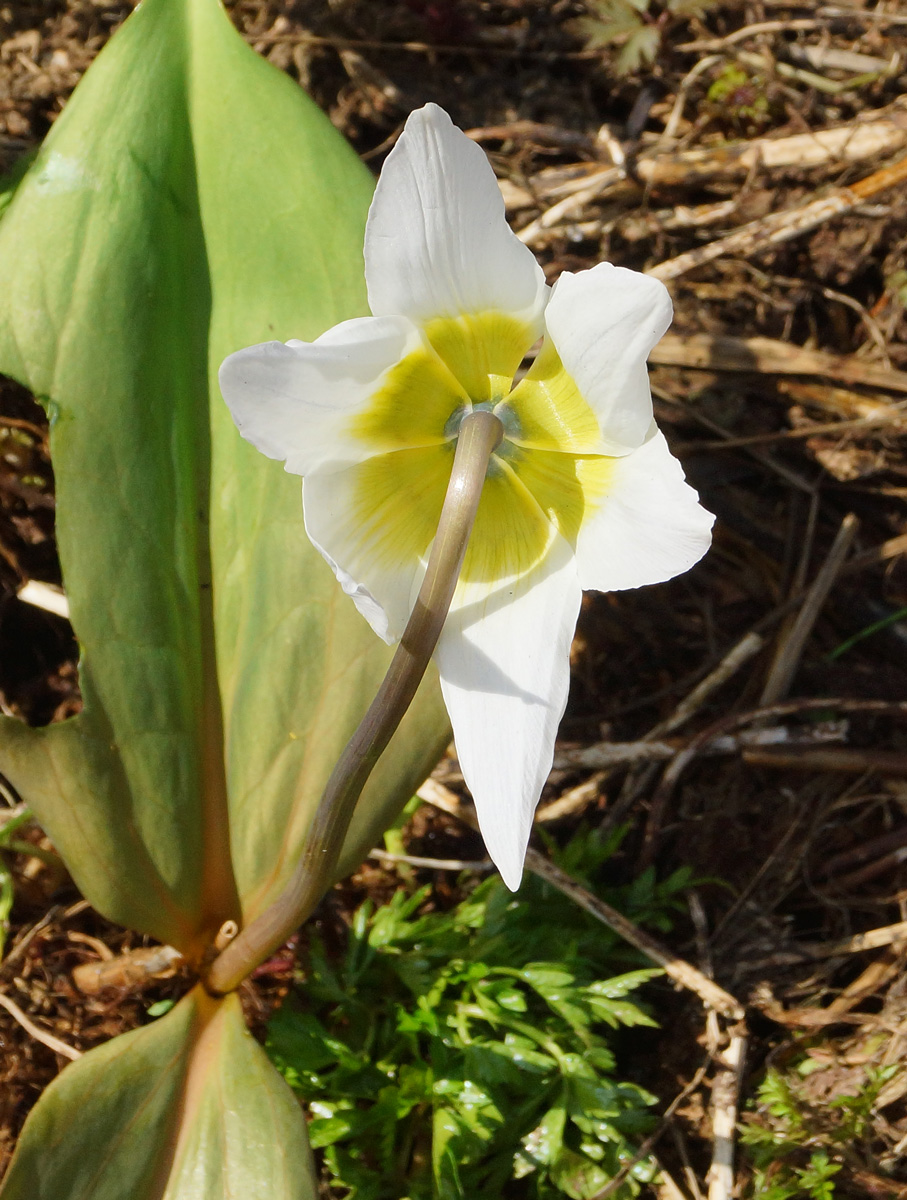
433;1082;505;1200
308;1113;358;1150
517;964;577;989
266;872;662;1199
550;1145;611;1200
267;1007;341;1076
146;999;177;1018
491;985;528;1013
462;1040;547;1086
616;24;661;74
0;988;315;1200
586;969;662;999
0;0;448;953
519;1099;567;1170
585;995;657;1028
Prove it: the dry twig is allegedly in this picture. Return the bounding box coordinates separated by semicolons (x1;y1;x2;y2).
760;513;859;705
824;826;907;877
650;334;907;395
0;989;81;1061
648;155;907;282
806;920;907;960
743;746;907;774
535;772;606;824
641;104;907;186
651;631;765;738
554;723;846;772
706;1025;747;1200
16;580;69;619
367;847;493;872
643;700;907;865
516;168;623;244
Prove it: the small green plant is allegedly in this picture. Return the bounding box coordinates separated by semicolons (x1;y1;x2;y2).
0;806;54;958
887;268;907;309
706;64;771;128
745;1148;840;1200
0;808;31;958
267;834;696;1199
574;0;712;75
740;1061;898;1198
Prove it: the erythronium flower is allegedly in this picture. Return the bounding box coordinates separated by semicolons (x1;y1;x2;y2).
220;103;714;890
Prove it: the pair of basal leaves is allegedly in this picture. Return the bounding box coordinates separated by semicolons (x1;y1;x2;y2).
220;103;714;888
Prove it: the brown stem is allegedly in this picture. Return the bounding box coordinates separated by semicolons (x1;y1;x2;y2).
205;410;503;994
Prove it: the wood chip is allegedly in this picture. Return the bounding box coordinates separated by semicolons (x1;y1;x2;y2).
71;944;184;995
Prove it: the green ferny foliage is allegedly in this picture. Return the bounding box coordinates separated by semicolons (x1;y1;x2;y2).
740;1062;900;1199
266;835;698;1200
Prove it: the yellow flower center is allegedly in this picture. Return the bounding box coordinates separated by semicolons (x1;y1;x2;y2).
346;312;616;585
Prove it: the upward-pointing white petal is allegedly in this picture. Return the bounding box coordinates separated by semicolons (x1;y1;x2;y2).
543;263;673;456
219;315;424;475
365;104;548;329
434;538;581;890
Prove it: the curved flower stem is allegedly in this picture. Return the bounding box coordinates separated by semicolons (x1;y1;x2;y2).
205;411;503;995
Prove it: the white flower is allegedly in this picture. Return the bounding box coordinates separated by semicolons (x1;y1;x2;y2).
219;103;713;890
